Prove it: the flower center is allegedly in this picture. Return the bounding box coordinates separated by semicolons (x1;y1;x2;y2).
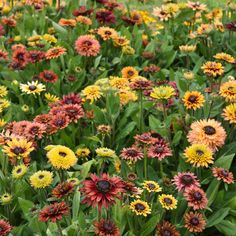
96;180;111;193
29;85;37;91
221;169;229;177
127;149;138;157
147;183;155;190
135;203;145;211
59;152;67;157
190;217;199;226
103;222;113;233
83;41;92;47
12;147;25;155
188;95;197;103
196;149;204;155
55;119;65;127
181;174;193;184
16;168;22;173
38;175;44;179
193;191;202;200
203;125;216;135
45;73;53;80
163;230;172;236
155;146;164;153
164;198;172;205
128;70;134;76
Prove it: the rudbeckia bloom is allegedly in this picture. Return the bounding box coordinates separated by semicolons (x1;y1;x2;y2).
159;194;177;210
184;211;206;233
0;219;13;236
143;180;162;193
212;167;234;184
187;119;226;151
150;86;175;100
97;26;118;40
147;140;172;160
75;148;90;158
182;91;205;110
45;46;66;60
30;170;53;188
214;52;235;64
219;81;236;102
94;219;120;236
20;81;45;95
222;103;236;124
50;113;70;130
75;35;100;57
39;70;58;83
120;146;144;162
82;85;102;104
96;147;116;158
52;182;75;199
81;173;125;210
46;145;77;169
0;85;8;97
129;199;151;217
113;36;130;47
58;18;77;27
0;193;12;205
184;144;213;167
12;164;28;179
201;61;224;77
157;221;180;236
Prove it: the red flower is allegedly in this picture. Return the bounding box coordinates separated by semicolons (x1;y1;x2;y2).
28;50;45;63
96;10;116;24
62;104;84;123
50;113;70;130
39;201;69;223
212;167;234;184
12;48;29;67
120;146;144;162
73;6;94;16
25;122;46;139
225;21;236;32
94;218;120;236
39;70;58;83
52;182;75;199
60;93;82;106
157;221;180;236
0;219;13;236
81;173;126;210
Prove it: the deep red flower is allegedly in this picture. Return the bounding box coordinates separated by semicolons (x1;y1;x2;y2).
60;93;83;106
62;104;84;123
157;221;180;236
50;113;70;130
0;219;13;236
225;21;236;32
52;182;75;199
94;218;120;236
134;132;158;145
28;50;45;63
25;122;46;139
39;70;58;83
96;10;116;24
73;6;94;16
120;146;144;162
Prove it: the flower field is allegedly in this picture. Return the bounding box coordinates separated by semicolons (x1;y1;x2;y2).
0;0;236;235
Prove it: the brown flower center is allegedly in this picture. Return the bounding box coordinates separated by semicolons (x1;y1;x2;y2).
155;146;164;153
196;149;204;155
96;180;111;193
221;170;229;177
59;152;67;157
203;125;216;135
127;149;138;157
164;198;172;205
163;230;172;236
103;222;113;233
83;40;92;47
188;95;197;103
190;217;199;226
29;85;37;91
147;183;156;190
55;119;65;127
16;168;22;173
12;147;25;155
193;191;202;200
135;203;145;211
181;174;193;185
38;175;44;179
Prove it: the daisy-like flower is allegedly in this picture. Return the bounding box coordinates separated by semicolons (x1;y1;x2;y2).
96;9;116;24
157;221;180;236
0;193;12;205
143;180;162;193
0;49;8;61
96;147;116;158
45;46;66;60
130;77;152;90
3;138;34;160
134;132;158;145
50;113;70;130
187;1;207;11
75;35;100;57
121;66;139;80
60;93;82;106
120;146;144;162
58;18;77;27
97;26;118;40
62;104;84;123
0;119;6;128
39;201;69;223
67;178;80;186
153;7;171;21
30;170;53;189
172;172;200;192
150;86;175;100
183;71;194;80
0;85;8;97
0;99;10;109
222;103;236;124
212;167;234;184
129;199;151;217
25;122;46;139
187;119;227;151
182;91;205;110
46;145;77;169
28;50;45;64
147;140;172;160
20;81;45;95
12;164;28;179
179;45;196;53
184;144;213;167
39;70;58;83
0;219;13;236
82;85;102;104
118;89;137;106
113;36;130;47
97;125;112;134
81;173;125;210
201;61;224;77
75;147;90;158
184;186;208;210
214;52;235;64
76;16;92;25
109;76;129;90
94;219;120;236
43;34;57;44
219;81;236;102
52;182;75;199
159;194;178;210
225;21;236;32
45;93;59;103
184;211;206;233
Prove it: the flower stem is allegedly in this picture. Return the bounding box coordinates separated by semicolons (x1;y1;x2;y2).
56;221;63;236
139;91;144;133
144;145;147;179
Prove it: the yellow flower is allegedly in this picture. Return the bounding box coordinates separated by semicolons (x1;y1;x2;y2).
183;71;194;80
47;145;77;169
3;138;34;159
0;193;12;205
109;77;129;90
2;5;11;14
114;159;121;173
0;85;8;97
150;86;175;100
222;103;236;124
95;78;111;91
179;45;196;53
113;36;130;47
219;81;236;102
97;26;118;40
122;45;135;55
121;66;139;79
20;81;46;95
21;104;29;112
184;144;213;167
0;99;10;109
164;3;179;15
118;89;137;105
182;91;205;110
45;93;59;103
201;61;224;77
67;178;80;186
12;164;28;179
75;148;90;158
197;24;213;35
214;52;235;64
95;147;116;158
129;200;151;217
14;36;21;42
30;171;53;189
159;194;177;210
136;11;156;24
43;34;57;44
0;119;6;128
82;85;102;104
143;181;162;193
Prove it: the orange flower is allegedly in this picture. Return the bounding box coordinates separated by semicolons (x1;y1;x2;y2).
45;46;66;60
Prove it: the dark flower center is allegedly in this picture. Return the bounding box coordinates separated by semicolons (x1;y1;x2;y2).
16;168;22;173
196;149;204;155
96;180;111;193
12;147;25;155
103;222;113;233
55;119;65;127
188;95;197;103
135;203;145;211
163;230;172;236
164;198;172;205
38;175;44;179
105;31;112;35
59;152;67;157
127;149;138;157
128;70;134;76
190;217;199;226
44;73;53;80
29;85;37;91
147;183;155;190
155;146;164;153
203;125;216;135
31;127;39;134
181;174;193;185
17;53;24;60
221;170;229;177
83;41;92;47
193;191;202;200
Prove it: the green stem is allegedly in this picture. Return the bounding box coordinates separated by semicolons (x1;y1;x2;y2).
139;90;144;133
144;145;147;179
56;221;63;236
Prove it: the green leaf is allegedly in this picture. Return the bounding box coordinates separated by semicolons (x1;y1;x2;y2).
140;214;161;236
72;191;81;222
214;154;235;170
18;197;34;220
94;55;102;68
216;220;236;236
172;131;182;146
80;160;95;180
51;21;68;35
116;122;136;142
206;179;220;206
206;208;230;228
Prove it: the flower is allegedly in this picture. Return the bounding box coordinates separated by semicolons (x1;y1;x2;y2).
59;18;77;27
60;93;82;105
222;103;236;124
121;66;139;79
39;70;58;83
0;85;8;97
147;140;172;160
201;61;224;77
184;211;206;233
130;77;152;90
159;194;178;210
0;219;13;236
67;178;80;186
75;35;100;57
182;91;205;110
113;36;130;47
179;45;196;53
97;26;118;40
157;221;180;236
12;164;28;179
143;180;162;193
0;50;8;61
183;71;194;80
30;170;53;188
184;186;208;210
0;119;6;128
43;34;57;44
52;182;75;199
20;81;46;95
82;85;102;103
96;147;116;158
3;138;34;160
76;148;90;158
28;50;45;63
120;146;144;162
219;81;236;102
118;89;137;105
187;1;206;11
97;125;112;134
39;201;69;223
187;119;226;151
76;16;92;25
94;219;120;236
184;144;213;167
109;76;129;90
45;46;66;60
134;132;158;145
25;122;46;139
96;9;116;24
172;172;200;192
47;145;77;169
214;52;235;64
45;93;59;103
0;99;10;109
50;113;70;130
81;173;125;210
129;199;151;216
153;7;171;21
0;193;12;205
225;21;236;32
150;86;175;100
212;167;234;184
